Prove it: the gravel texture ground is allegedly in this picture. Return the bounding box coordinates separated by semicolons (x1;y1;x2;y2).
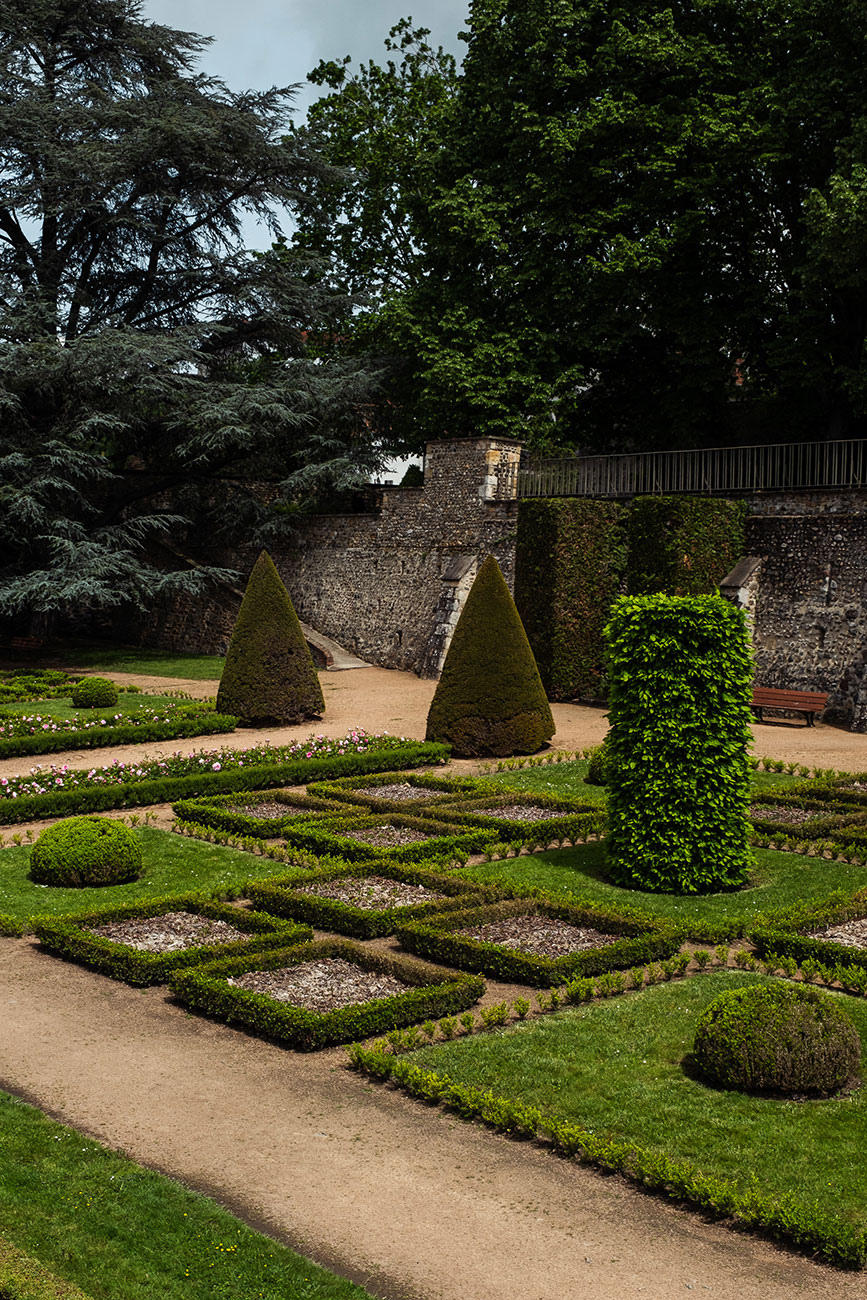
456;914;619;957
473;804;567;822
227;956;410;1011
808;918;867;949
88;911;248;952
294;876;446;909
340;824;435;847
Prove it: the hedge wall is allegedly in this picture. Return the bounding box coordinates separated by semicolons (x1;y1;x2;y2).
625;496;747;596
514;498;626;701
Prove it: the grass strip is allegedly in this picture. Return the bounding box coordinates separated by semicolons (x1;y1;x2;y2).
350;971;867;1269
0;1092;376;1300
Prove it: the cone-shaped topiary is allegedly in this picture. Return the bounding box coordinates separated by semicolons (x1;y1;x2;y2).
216;551;324;725
425;554;555;757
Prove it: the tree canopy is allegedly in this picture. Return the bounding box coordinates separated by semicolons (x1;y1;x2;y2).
298;0;867;454
0;0;384;624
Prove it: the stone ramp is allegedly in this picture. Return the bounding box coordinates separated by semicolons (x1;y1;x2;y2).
301;622;369;671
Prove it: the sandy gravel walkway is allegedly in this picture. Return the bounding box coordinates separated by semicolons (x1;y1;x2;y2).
2;665;867;1299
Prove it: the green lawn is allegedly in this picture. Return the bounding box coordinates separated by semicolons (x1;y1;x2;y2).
0;692;187;722
0;828;306;928
485;758;806;802
411;971;867;1227
457;842;867;939
0;1091;374;1300
47;644;225;681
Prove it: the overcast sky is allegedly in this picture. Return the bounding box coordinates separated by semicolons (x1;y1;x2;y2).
140;0;469;119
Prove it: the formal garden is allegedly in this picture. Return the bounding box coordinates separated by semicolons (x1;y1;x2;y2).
4;556;867;1298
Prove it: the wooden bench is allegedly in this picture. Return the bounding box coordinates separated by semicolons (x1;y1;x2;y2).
751;686;829;727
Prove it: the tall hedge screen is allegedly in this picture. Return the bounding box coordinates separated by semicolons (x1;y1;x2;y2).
626;496;747;596
603;594;754;894
514;499;626;701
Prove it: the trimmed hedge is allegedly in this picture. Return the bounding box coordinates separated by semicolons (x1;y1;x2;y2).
625;496;747;597
71;677;118;708
348;1046;867;1270
0;1234;93;1300
305;771;496;813
750;889;867;972
30;817;143;887
604;594;754;893
279;813;500;866
514;498;626;702
33;894;312;986
169;938;486;1050
0;670;82;704
0;707;237;760
749;793;867;841
430;792;605;846
396;898;683;987
0;741;451;825
249;862;503;939
171;789;345;839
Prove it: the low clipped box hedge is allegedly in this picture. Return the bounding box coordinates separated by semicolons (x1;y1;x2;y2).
693;982;861;1097
248;863;503;939
70;676;118;708
305;771;495;814
0;706;238;760
749;792;867;840
279;813;500;866
169;938;486;1050
430;792;605;846
750;889;867;971
30;817;143;887
0;740;450;825
33;894;312;986
396;898;683;986
171;789;344;839
784;777;867;810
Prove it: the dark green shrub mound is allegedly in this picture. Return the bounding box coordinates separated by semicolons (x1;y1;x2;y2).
585;739;610;786
693;982;862;1097
216;550;325;725
30;816;143;887
425;554;555;758
70;676;119;708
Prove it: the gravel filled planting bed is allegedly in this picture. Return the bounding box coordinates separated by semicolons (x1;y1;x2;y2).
750;804;824;826
350;782;439;803
455;914;620;958
88;911;249;952
808;918;867;949
470;804;566;823
293;875;446;909
339;824;436;847
228;957;410;1011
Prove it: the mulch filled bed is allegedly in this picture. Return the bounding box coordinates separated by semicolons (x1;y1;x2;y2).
351;782;440;803
455;914;620;958
471;804;567;823
339;824;436;847
807;918;867;949
227;957;410;1011
292;875;447;909
226;800;312;818
87;911;249;952
750;804;826;826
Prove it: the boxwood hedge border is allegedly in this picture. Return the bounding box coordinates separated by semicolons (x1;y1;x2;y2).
305;771;496;813
33;894;312;986
0;707;237;760
429;792;605;846
749;888;867;973
169;938;486;1050
171;789;345;839
279;813;499;866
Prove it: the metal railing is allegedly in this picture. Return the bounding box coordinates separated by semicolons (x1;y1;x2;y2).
517;439;867;499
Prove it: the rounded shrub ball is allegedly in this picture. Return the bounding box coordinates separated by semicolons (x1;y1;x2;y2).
71;676;119;708
693;982;861;1097
30;816;143;887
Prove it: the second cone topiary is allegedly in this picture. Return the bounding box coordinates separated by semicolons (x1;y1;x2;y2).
425;554;555;757
693;982;861;1097
216;551;324;726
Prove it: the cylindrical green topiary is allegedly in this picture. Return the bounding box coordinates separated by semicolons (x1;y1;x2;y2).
603;593;754;893
425;554;555;758
71;676;119;708
216;551;325;725
693;982;862;1096
30;816;143;887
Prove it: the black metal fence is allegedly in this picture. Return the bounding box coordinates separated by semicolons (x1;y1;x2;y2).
517;439;867;499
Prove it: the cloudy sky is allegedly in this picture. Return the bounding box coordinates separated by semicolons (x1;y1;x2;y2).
140;0;469;119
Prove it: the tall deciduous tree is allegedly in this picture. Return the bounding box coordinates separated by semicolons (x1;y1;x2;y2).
0;0;384;625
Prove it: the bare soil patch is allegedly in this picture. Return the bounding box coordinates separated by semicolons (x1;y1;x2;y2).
227;956;410;1010
456;914;619;958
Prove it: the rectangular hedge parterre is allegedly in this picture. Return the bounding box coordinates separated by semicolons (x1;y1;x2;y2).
749;799;867;841
784;777;867;809
33;895;313;986
305;771;497;813
428;792;605;846
248;863;506;939
0;740;451;825
279;813;500;866
168;938;486;1050
396;898;684;987
749;888;867;971
0;706;238;761
171;789;346;839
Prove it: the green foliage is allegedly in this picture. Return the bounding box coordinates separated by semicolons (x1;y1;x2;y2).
425;555;555;757
33;896;311;986
216;552;324;725
0;1232;93;1299
30;817;142;887
397;897;682;986
431;792;605;847
248;863;499;939
584;741;610;787
693;983;862;1096
604;594;754;893
626;498;748;596
514;499;626;701
169;938;485;1050
0;703;236;760
171;789;344;839
69;677;118;709
750;889;867;972
0;670;82;703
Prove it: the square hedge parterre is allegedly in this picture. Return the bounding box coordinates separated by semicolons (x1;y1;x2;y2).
278;813;499;865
